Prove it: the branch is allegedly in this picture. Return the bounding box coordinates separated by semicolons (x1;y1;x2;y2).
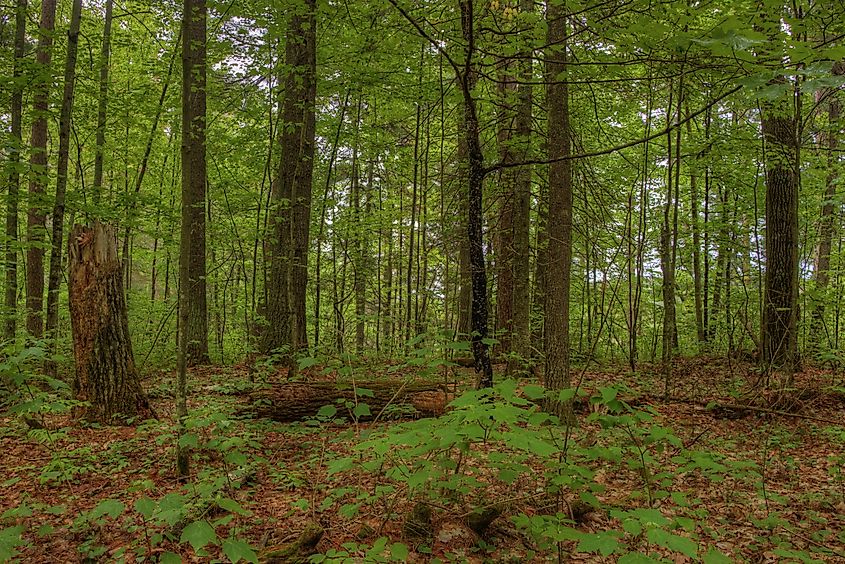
483;83;744;175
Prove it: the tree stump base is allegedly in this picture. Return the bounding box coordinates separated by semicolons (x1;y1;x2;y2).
68;222;153;423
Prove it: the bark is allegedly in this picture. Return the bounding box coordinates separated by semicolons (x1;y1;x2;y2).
290;0;317;353
510;0;533;374
45;0;83;351
687;105;705;345
68;223;152;423
4;0;27;340
459;0;493;389
26;0;58;338
810;64;843;348
92;0;113;206
250;380;449;422
180;0;209;365
543;1;573;418
761;92;799;373
495;64;516;359
263;0;317;356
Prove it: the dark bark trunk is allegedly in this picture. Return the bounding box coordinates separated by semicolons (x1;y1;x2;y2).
250;380;449;422
68;223;152;423
26;0;58;338
459;0;493;389
180;0;209;366
761;92;799;374
45;0;83;356
92;0;113;206
4;0;27;340
544;1;573;418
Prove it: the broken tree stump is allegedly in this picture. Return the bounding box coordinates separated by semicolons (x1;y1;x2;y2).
249;380;451;422
68;222;153;423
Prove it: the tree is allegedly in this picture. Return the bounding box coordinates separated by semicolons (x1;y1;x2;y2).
68;223;152;422
45;0;83;356
262;0;317;358
25;0;58;338
176;0;208;475
543;0;573;417
4;0;27;340
180;0;209;367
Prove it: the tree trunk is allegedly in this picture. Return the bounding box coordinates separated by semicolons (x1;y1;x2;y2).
809;63;843;348
263;0;317;357
250;380;450;422
45;0;83;357
26;0;59;338
495;62;516;360
181;0;209;366
4;0;27;340
458;0;493;389
510;0;533;374
92;0;113;206
544;1;573;418
761;91;799;374
68;223;152;423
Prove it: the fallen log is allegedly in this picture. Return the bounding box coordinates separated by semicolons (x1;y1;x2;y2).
248;380;452;423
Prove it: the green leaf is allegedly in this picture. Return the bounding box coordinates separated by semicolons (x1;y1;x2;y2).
180;520;218;551
217;498;252;516
298;357;320;370
90;499;125;520
222;538;258;563
160;551;182;564
390;542;409;561
576;532;620;556
134;496;156;519
316;405;338;419
0;525;25;562
703;548;733;564
522;384;546;400
353;403;371;418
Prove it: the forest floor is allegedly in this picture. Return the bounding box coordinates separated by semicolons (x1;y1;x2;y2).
2;356;845;563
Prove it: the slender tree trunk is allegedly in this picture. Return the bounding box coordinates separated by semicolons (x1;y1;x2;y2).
176;0;208;476
510;0;533;373
26;0;59;338
544;1;573;417
458;0;493;388
69;223;152;423
180;0;208;366
810;65;842;348
290;0;318;354
687;105;705;345
45;0;83;356
495;60;516;360
4;0;27;340
92;0;113;207
660;78;678;380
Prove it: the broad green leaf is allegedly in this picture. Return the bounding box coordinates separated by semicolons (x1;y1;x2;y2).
222;539;258;563
180;520;218;551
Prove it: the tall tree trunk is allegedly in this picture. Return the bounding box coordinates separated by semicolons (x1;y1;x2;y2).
4;0;27;340
510;0;533;374
761;89;800;375
68;223;152;423
45;0;83;355
458;0;493;388
544;1;573;417
180;0;208;366
352;97;366;354
176;0;208;476
290;0;318;355
92;0;113;207
263;0;317;357
660;78;679;380
810;64;843;348
687;105;705;345
495;61;516;360
26;0;59;338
